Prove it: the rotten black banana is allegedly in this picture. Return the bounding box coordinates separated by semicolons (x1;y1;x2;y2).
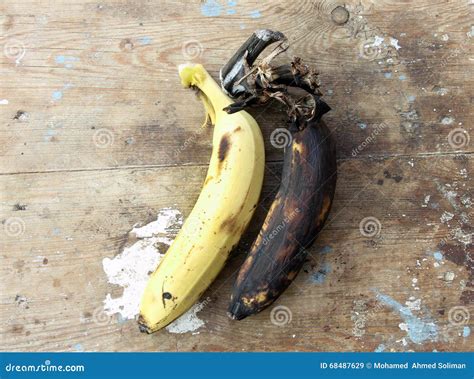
220;30;337;319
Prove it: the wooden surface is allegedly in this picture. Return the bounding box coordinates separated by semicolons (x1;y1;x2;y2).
1;0;472;352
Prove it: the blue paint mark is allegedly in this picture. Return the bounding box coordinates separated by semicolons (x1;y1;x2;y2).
201;0;221;17
384;72;392;78
63;82;74;89
429;202;440;209
227;0;237;5
399;74;406;80
407;95;416;102
320;245;333;254
137;36;152;45
52;91;63;101
227;8;236;14
249;10;261;18
52;227;61;236
463;326;471;338
44;129;58;141
73;343;84;352
374;343;385;352
358;122;367;130
374;290;438;344
55;55;79;65
310;262;331;284
433;251;443;261
116;314;129;324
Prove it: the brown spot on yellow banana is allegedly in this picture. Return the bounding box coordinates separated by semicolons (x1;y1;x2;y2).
138;64;265;333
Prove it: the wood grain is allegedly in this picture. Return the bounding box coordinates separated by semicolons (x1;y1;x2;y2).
0;0;472;352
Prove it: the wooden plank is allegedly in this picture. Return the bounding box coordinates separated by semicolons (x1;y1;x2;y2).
0;0;472;352
1;155;471;351
1;0;472;174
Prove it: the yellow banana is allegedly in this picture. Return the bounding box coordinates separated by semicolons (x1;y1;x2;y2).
138;64;265;333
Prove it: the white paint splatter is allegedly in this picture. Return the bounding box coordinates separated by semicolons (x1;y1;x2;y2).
441;116;454;125
441;34;449;41
421;195;431;207
372;36;385;47
389;37;401;50
434;87;448;96
102;208;183;320
440;211;454;223
103;237;166;320
467;26;474;38
452;227;472;246
443;271;455;282
460;195;472;208
436;182;458;209
374;343;385;352
102;207;208;334
0;99;9;105
399;322;409;332
166;301;208;334
132;208;182;240
405;298;421;311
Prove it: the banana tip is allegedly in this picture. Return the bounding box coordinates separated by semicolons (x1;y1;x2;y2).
227;301;251;321
137;315;153;334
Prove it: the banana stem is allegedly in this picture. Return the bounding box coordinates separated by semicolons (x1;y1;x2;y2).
179;64;232;117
